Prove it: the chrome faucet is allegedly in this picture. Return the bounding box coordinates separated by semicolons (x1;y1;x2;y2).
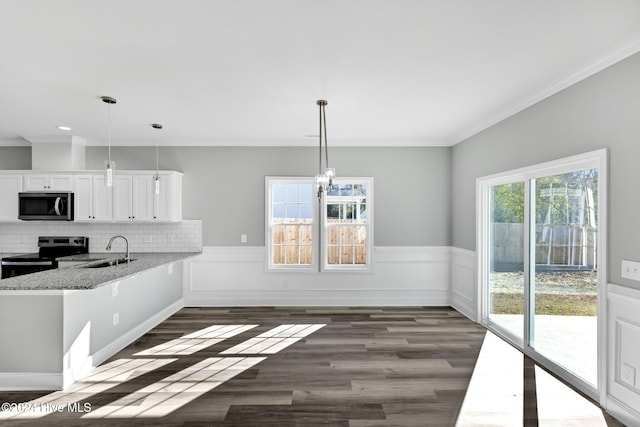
106;235;130;263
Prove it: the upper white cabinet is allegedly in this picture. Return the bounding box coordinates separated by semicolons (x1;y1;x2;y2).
0;175;22;220
23;174;72;191
113;171;181;222
1;170;182;223
73;175;112;221
154;172;182;222
114;175;153;221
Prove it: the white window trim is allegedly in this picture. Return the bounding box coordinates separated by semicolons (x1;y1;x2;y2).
321;177;374;272
476;148;608;405
265;177;318;272
265;176;374;273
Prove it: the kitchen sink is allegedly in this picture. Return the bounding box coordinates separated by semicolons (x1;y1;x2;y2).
82;258;136;268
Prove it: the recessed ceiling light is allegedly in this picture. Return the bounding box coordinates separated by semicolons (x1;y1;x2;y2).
57;126;72;131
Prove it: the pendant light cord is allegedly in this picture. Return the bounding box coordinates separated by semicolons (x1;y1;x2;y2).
107;102;112;165
317;102;329;173
318;103;323;175
323;104;329;171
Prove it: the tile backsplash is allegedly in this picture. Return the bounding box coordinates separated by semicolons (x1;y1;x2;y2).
0;220;202;255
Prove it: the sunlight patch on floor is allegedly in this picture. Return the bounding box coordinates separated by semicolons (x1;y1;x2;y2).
2;323;327;420
456;332;523;426
82;357;265;419
134;324;258;356
221;324;326;355
456;332;606;427
535;366;606;426
0;358;176;420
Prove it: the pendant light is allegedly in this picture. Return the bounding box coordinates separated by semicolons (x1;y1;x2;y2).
151;123;163;195
101;96;117;187
315;99;335;198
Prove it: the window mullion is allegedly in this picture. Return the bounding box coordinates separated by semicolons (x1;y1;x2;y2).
524;178;534;351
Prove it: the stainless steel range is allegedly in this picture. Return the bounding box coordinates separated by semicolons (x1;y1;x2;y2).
1;236;89;279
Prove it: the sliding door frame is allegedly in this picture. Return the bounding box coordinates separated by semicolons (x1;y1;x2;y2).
476;148;608;405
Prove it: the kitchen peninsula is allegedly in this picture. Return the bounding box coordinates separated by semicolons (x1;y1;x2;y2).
0;252;198;391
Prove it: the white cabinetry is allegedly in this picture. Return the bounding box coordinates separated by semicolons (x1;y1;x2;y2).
0;175;22;220
113;172;182;222
153;172;182;222
113;175;154;221
73;175;112;221
0;170;182;223
23;174;72;191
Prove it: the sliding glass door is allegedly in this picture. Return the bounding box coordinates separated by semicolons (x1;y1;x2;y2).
479;150;606;400
487;181;525;341
530;169;599;386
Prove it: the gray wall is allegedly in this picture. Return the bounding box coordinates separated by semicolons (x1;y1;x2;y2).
87;146;451;247
0;146;31;169
452;52;640;288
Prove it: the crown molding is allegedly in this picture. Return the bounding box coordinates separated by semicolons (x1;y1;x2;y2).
452;38;640;145
20;135;74;144
81;138;451;148
0;137;30;147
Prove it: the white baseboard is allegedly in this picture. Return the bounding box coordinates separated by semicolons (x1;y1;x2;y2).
185;290;451;307
606;396;640;427
0;372;63;391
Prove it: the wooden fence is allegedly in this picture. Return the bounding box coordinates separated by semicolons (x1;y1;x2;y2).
272;220;367;265
491;222;597;269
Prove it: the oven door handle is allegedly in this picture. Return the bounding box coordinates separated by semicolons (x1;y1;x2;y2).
1;261;55;266
54;196;62;215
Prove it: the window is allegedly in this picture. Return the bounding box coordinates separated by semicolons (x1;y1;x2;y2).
266;178;316;270
266;177;373;271
323;180;371;269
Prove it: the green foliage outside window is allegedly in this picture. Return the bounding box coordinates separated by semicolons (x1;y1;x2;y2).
491;169;598;225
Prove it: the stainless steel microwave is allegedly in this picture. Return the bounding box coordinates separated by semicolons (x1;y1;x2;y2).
18;192;74;221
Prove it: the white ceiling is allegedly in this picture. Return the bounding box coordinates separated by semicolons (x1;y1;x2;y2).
1;0;639;147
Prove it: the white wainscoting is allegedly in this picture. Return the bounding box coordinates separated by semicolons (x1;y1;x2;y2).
450;247;478;321
607;284;640;427
184;246;456;307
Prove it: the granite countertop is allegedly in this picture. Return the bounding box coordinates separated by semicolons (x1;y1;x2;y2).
0;252;200;291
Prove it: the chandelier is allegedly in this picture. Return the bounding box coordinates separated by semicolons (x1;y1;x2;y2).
314;100;335;198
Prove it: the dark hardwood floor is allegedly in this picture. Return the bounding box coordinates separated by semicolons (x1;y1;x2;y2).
0;307;622;426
